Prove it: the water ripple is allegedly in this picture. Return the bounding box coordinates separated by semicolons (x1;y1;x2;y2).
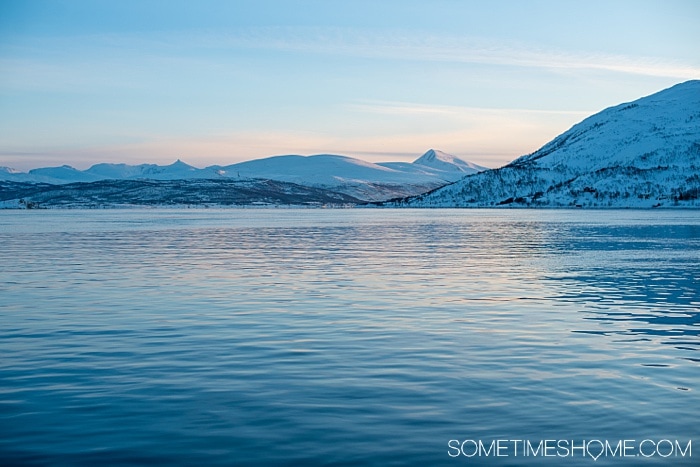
1;209;698;465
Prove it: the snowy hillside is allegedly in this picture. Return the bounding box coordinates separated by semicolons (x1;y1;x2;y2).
395;80;700;208
1;150;485;203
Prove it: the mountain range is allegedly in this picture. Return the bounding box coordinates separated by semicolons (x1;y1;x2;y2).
2;80;699;208
1;149;486;207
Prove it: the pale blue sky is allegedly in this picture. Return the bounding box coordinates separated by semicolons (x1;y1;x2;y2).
1;0;698;170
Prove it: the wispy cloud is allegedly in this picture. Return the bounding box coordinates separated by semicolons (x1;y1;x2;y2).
213;27;700;80
3;27;696;96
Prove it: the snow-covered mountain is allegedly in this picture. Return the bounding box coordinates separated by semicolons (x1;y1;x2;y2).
84;159;204;180
1;150;485;202
412;149;487;173
218;150;484;201
394;80;700;208
25;165;104;184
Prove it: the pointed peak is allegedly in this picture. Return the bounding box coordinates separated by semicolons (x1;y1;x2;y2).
169;159;194;169
414;149;454;165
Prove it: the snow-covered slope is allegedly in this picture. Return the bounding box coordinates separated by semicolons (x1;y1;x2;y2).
222;154;415;184
1;150;486;202
397;80;700;208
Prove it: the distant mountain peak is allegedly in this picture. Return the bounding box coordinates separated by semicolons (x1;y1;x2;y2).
413;149;488;173
169;159;195;169
415;149;450;162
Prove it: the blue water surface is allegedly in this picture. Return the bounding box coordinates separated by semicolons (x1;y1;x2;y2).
1;209;698;466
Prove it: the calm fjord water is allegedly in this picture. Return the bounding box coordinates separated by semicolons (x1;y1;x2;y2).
1;209;698;466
